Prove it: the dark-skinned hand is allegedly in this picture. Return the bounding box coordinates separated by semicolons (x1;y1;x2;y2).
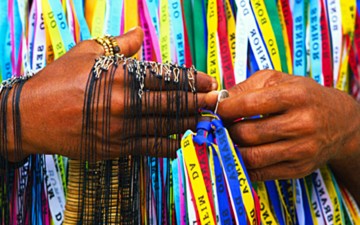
4;27;217;162
205;70;360;203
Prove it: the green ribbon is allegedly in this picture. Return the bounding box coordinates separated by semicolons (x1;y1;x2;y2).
192;0;207;72
264;0;288;73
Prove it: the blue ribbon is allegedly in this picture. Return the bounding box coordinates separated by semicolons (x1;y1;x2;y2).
72;0;91;40
172;156;181;225
249;47;260;75
309;0;323;84
0;0;11;80
300;178;314;225
212;119;248;224
13;0;22;71
293;0;306;76
213;145;233;224
146;0;160;37
48;0;75;50
169;0;186;65
105;0;123;36
177;149;188;224
195;119;234;224
32;155;43;225
265;180;286;225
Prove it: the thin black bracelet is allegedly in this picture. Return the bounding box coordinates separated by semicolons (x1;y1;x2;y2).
0;73;33;170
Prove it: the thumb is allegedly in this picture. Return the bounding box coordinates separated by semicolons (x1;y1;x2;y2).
115;26;144;57
204;71;269;110
204;91;220;110
205;70;289;111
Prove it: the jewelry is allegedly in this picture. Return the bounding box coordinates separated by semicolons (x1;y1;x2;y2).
94;37;111;56
188;65;197;93
0;72;34;95
108;36;121;54
94;35;121;56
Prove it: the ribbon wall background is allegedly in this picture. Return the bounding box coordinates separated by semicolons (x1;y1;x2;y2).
1;0;360;224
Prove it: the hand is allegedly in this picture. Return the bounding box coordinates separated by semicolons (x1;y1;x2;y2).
205;70;360;182
7;27;217;161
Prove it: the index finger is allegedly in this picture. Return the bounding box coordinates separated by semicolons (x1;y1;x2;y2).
140;68;217;93
217;84;303;121
115;27;144;57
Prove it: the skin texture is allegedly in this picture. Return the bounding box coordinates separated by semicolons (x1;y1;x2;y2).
3;27;217;161
205;70;360;204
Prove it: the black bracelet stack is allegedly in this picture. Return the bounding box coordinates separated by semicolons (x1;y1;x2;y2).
0;73;33;165
0;73;32;224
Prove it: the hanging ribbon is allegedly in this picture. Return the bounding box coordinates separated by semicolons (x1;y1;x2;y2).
1;1;360;225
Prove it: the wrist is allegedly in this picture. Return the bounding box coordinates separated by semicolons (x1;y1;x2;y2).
329;93;360;204
0;76;32;163
331;91;360;162
0;79;15;162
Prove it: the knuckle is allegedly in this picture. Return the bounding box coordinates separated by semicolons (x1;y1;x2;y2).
231;83;247;93
263;71;284;87
79;39;103;56
78;40;93;49
243;147;262;169
294;86;308;104
285;77;308;103
302;164;316;176
249;70;265;80
294;142;313;156
230;124;251;144
241;95;255;112
229;125;242;145
229;80;251;96
287;77;307;97
306;141;319;157
289;162;314;178
300;111;318;134
292;140;318;159
255;69;275;78
249;169;264;181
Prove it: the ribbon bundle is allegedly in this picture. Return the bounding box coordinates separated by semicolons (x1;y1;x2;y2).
1;0;360;224
174;111;259;225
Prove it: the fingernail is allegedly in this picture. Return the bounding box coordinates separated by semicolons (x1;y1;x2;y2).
212;82;218;90
124;27;136;34
129;26;139;32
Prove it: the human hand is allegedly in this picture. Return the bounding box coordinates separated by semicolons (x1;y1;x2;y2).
8;27;217;161
205;70;360;181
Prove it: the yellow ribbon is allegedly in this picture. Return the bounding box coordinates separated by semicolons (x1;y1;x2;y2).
85;0;96;29
320;166;343;225
159;0;171;63
257;182;279;225
277;0;293;74
337;0;356;91
225;0;236;67
207;0;221;89
42;0;67;59
223;128;258;224
250;0;282;71
124;0;139;32
91;0;106;38
182;134;216;224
